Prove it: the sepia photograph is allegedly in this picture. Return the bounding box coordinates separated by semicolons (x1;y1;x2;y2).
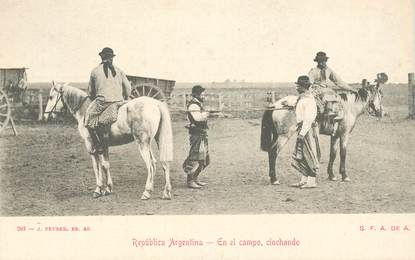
0;0;414;259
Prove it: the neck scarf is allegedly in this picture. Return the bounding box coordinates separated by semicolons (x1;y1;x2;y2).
320;67;326;81
101;61;116;78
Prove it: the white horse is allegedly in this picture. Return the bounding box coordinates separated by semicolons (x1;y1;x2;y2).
44;81;174;200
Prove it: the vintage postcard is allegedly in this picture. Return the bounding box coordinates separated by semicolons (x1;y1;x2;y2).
0;0;414;259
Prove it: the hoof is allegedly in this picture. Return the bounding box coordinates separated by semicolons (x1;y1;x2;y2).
103;186;112;196
141;194;150;200
328;176;338;181
141;190;151;200
92;191;102;199
162;192;172;200
271;180;281;185
342;177;351;182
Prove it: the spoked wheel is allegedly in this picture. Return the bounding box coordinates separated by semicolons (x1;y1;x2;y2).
130;84;166;101
0;90;11;134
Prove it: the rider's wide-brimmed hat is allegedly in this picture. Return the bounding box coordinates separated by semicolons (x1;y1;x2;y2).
295;75;311;88
99;47;116;58
191;85;206;95
314;51;329;62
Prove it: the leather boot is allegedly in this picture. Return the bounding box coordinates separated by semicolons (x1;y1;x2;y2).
95;130;105;154
88;128;103;154
193;168;207;186
187;174;201;189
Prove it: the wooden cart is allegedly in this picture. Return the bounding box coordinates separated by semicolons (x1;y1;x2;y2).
126;75;175;101
0;67;28;135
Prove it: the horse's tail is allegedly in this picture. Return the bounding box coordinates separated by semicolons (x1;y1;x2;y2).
260;109;276;152
156;102;174;162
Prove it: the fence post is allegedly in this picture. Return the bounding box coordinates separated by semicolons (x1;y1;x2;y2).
37;93;43;121
409;73;415;119
183;93;187;110
218;93;223;111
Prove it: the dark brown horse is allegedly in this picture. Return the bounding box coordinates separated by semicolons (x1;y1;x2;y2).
261;79;386;184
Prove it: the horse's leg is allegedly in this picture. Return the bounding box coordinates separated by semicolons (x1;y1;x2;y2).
90;153;104;198
151;149;172;200
270;133;294;185
138;141;154;200
97;153;108;187
268;149;279;185
102;148;113;195
339;135;350;182
84;131;105;198
161;161;172;200
327;135;340;181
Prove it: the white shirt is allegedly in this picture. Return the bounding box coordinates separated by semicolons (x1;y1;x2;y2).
295;91;317;136
188;103;208;121
88;64;132;102
308;66;355;92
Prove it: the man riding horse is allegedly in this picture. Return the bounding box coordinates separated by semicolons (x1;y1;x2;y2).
308;51;357;135
84;47;132;154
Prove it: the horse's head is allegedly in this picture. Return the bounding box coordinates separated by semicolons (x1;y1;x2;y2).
360;73;388;117
43;81;66;121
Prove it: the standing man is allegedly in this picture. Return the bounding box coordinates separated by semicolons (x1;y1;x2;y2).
84;47;132;153
182;85;210;189
291;76;321;188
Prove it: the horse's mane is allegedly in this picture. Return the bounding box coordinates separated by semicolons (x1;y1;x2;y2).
61;85;88;113
338;88;369;103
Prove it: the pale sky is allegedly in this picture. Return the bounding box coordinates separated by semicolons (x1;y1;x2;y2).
0;0;414;83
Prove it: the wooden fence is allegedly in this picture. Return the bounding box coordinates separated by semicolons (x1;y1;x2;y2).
12;89;288;121
168;91;285;117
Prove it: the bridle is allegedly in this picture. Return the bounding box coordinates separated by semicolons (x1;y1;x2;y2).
44;87;66;121
44;86;90;120
365;85;383;117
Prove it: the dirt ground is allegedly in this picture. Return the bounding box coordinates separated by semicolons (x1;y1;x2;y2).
1;99;414;216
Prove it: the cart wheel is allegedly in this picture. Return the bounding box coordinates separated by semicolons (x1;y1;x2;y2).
130;84;166;101
0;90;11;134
